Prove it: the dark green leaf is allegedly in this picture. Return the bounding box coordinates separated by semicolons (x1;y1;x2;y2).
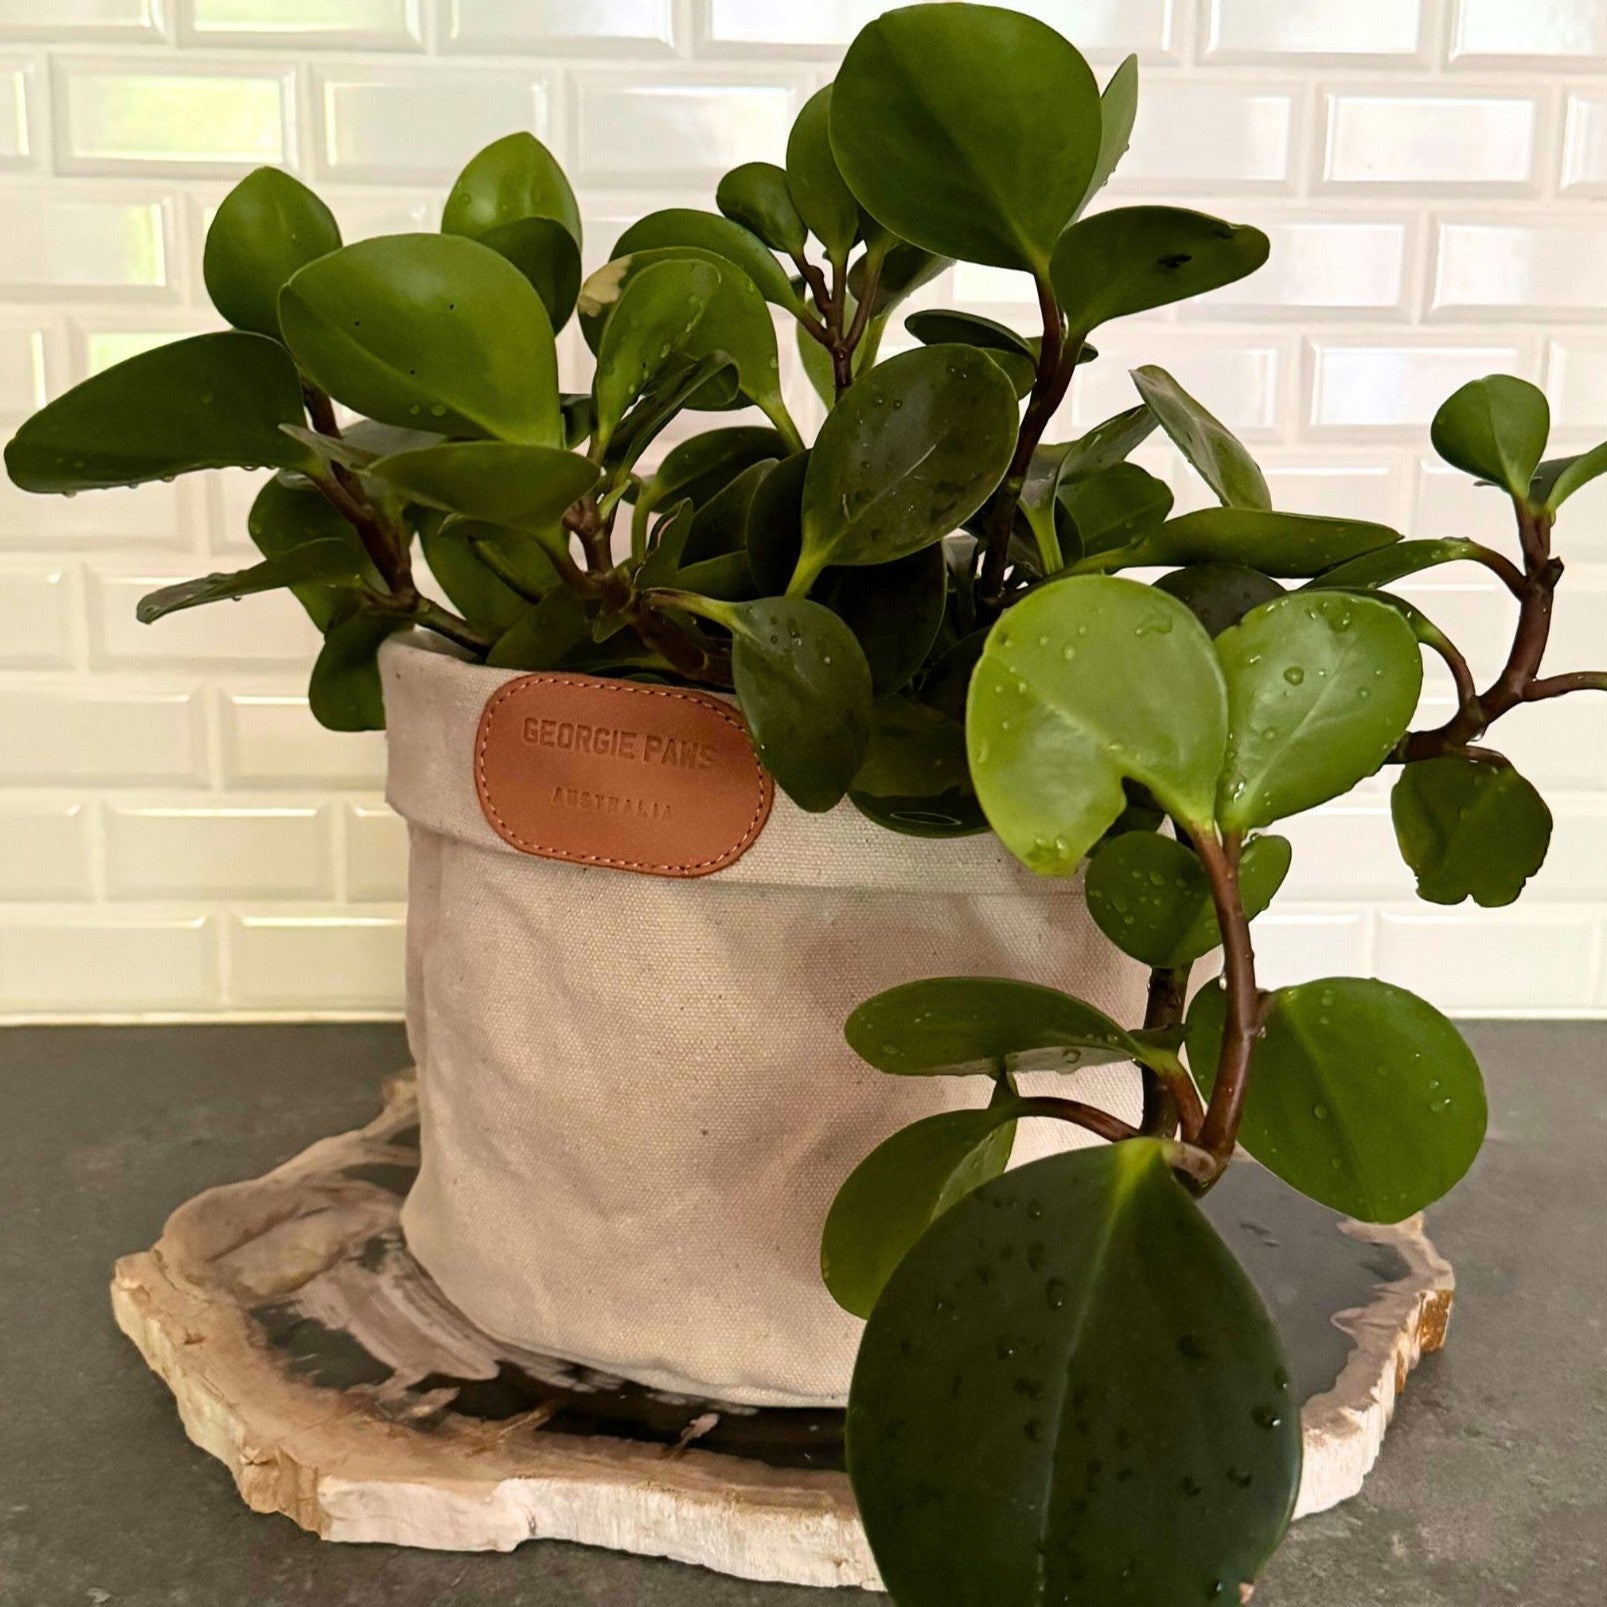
1058;462;1173;559
682;458;771;565
1052;206;1269;337
640;426;785;516
1217;592;1422;832
5;332;316;493
279;234;561;446
1086;830;1291;967
1187;977;1487;1220
370;442;598;542
1306;538;1490;592
1119;507;1401;577
822;1105;1017;1319
716;160;808;256
673;549;756;602
849;1141;1301;1607
846;975;1143;1076
968;577;1229;874
470;217;582;331
744;450;808;596
820;543;947;695
137;540;366;625
1155;563;1284;636
1431;375;1549;501
440;131;581;248
850;240;951;318
1532;441;1607;510
611;207;802;314
1132;364;1270;510
918;626;987;722
421;518;553;637
1392;755;1553;907
486;584;591;671
724;595;873;812
1078;53;1138;214
635;498;693;592
849;697;986;838
1056;403;1158;480
308;611;406;731
246;476;380;631
905;308;1039;396
786;86;860;263
203;167;341;340
794;345;1018;591
831;4;1102;273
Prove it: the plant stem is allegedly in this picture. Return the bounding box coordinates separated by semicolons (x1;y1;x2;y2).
975;277;1074;617
1013;1095;1138;1146
404;598;493;654
1137;964;1200;1141
1527;669;1607;700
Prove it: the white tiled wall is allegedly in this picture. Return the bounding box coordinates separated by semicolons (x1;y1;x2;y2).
2;0;1606;1019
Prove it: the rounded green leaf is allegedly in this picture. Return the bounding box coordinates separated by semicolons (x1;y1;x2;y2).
1131;364;1270;511
1051;206;1269;336
849;1141;1302;1607
1058;462;1173;561
308;611;406;732
1155;563;1284;637
968;577;1229;874
370;442;598;539
849;697;986;839
822;1104;1018;1319
1187;977;1487;1220
1305;538;1489;593
716;160;808;256
831;4;1102;272
5;332;316;493
246;476;382;631
1085;830;1291;968
421;519;556;637
1127;508;1402;578
203;167;341;340
279;234;562;446
726;595;873;813
794;344;1018;591
470;217;582;331
642;425;787;515
136;540;366;625
786;86;860;263
906;308;1039;396
1216;592;1423;832
1431;375;1550;501
440;131;581;247
819;543;947;696
611;207;801;314
846;975;1142;1076
1391;755;1553;908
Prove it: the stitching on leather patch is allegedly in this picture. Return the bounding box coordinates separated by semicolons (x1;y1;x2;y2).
474;672;774;878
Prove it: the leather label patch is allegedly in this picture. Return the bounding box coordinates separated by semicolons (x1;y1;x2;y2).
474;672;774;878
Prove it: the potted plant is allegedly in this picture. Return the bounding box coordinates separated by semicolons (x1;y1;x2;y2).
9;2;1605;1600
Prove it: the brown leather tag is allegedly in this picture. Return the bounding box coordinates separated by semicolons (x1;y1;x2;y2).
474;672;774;878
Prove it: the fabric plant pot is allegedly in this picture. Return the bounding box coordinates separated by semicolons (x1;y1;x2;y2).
381;634;1148;1409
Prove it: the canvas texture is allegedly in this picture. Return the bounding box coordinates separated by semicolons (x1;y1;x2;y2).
382;635;1149;1408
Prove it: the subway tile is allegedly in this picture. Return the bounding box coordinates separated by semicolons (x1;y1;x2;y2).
1113;83;1296;190
1433;221;1607;318
223;692;387;787
345;803;408;901
1207;0;1424;61
1537;800;1607;901
0;322;50;416
0;58;38;170
1496;696;1607;792
184;0;423;49
0;477;190;550
227;912;405;1010
701;0;1173;55
443;0;674;53
1561;94;1607;191
0;193;173;298
80;324;208;377
54;59;295;176
1450;0;1607;61
1322;94;1537;188
317;67;550;184
0;561;74;667
1185;218;1410;316
0;0;165;38
1414;459;1526;544
105;803;333;899
572;74;798;182
1252;908;1373;989
1261;461;1399;523
1545;339;1607;431
1375;907;1597;1013
1279;804;1414;901
0;913;217;1015
0;684;206;784
0;803;94;900
89;567;322;665
1539;567;1607;680
1308;341;1527;430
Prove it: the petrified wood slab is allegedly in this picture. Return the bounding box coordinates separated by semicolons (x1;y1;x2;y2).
110;1077;1453;1591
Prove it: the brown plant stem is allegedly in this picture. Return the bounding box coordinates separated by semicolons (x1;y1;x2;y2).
1138;964;1195;1140
1013;1095;1139;1146
1527;669;1607;700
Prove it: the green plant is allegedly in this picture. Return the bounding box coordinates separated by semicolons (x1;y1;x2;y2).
7;4;1605;1600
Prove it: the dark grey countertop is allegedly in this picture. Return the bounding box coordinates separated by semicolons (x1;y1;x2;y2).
1;1020;1602;1607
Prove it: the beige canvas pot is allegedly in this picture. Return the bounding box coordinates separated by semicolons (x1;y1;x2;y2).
381;634;1148;1409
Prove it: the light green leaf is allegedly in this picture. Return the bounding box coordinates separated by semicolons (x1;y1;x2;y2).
1112;507;1401;577
830;4;1102;273
849;1142;1301;1607
1306;538;1490;592
1216;592;1422;832
1187;977;1487;1220
1085;830;1291;967
1078;53;1138;214
1154;563;1284;636
846;974;1143;1076
307;611;406;731
1056;403;1159;480
611;207;802;314
793;344;1018;592
486;584;591;671
203;167;341;340
1392;755;1553;907
1132;364;1270;510
279;234;561;446
441;131;581;247
5;332;316;493
849;697;986;838
787;86;860;264
136;540;367;625
1533;441;1607;510
1052;207;1269;337
822;1104;1017;1319
967;576;1229;874
716;160;808;256
1431;374;1549;501
370;442;598;546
